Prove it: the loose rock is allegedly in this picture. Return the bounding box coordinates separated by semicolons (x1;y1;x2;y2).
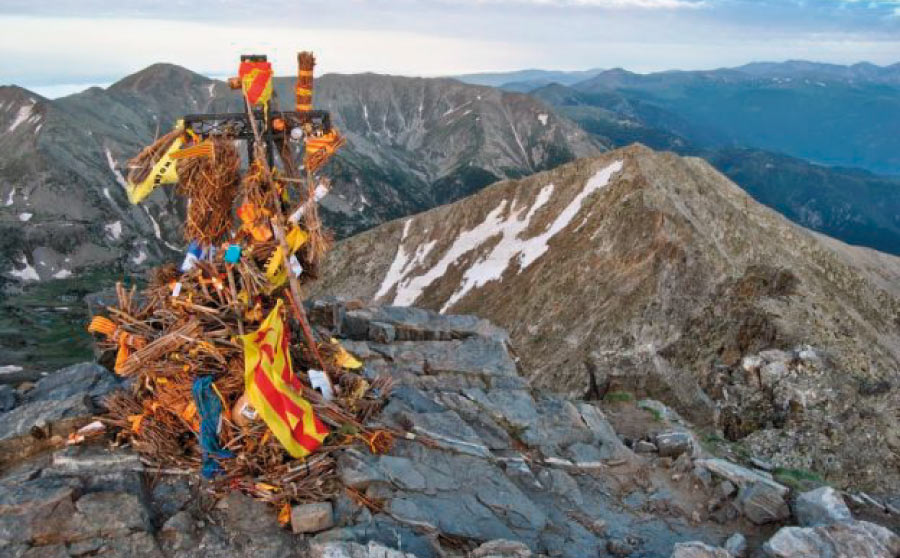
792;486;852;527
292;502;335;534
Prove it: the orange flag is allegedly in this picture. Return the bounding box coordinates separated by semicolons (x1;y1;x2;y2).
241;300;328;458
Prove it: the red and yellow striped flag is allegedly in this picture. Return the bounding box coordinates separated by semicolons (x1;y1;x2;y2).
241;300;328;458
238;61;273;106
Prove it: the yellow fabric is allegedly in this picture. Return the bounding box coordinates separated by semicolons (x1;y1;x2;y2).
126;136;183;204
241;300;328;458
264;227;309;286
330;337;363;369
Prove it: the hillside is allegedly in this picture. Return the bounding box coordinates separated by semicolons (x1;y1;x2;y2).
0;65;601;284
313;144;900;490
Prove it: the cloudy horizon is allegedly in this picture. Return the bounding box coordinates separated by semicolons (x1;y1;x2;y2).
2;0;899;98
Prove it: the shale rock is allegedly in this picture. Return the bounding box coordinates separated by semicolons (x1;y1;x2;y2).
792;486;852;527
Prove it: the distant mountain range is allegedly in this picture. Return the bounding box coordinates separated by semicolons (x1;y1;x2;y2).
451;68;606;91
476;60;900;176
1;58;898;292
0;65;600;285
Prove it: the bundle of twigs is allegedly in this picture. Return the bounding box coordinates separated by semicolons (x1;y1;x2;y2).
126;128;183;185
176;139;241;244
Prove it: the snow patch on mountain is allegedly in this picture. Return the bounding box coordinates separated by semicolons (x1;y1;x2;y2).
105;221;123;240
105;148;129;191
7;100;36;132
380;160;623;309
9;255;39;281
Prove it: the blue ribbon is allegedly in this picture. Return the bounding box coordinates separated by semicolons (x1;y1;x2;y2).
191;376;235;478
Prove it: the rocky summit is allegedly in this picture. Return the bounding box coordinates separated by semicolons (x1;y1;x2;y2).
313;144;900;492
4;300;899;558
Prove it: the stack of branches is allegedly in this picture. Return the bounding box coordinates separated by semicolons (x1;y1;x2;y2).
93;153;395;510
177;139;241;245
91;69;408;513
97;250;396;507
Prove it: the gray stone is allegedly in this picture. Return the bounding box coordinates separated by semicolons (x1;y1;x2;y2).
537;468;583;506
696;459;789;496
471;539;532;558
0;385;15;412
718;481;737;499
656;431;694;458
368;321;396;344
760;361;789;387
0;477;79;545
606;538;634;556
670;541;733;558
292;502;334;534
158;510;198;552
466;388;539;432
737;482;790;524
310;540;418;558
565;442;607;468
71;491;150;538
763;520;900;558
724;533;747;557
379;456;427;491
398;410;490;457
635;440;658;453
759;349;793;364
575;403;632;459
0;394;92;443
793;486;852;527
24;363;118;404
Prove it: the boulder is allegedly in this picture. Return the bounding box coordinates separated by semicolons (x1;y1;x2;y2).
792;486;852;527
292;502;335;534
670;541;733;557
656;432;693;458
724;534;747;557
737;482;790;524
763;520;900;558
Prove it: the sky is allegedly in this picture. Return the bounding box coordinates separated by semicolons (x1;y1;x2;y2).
1;0;899;98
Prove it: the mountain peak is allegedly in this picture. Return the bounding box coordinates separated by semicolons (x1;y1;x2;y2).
109;63;214;93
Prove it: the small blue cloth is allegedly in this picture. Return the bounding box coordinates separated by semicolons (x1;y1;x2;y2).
192;376;235;478
224;244;242;264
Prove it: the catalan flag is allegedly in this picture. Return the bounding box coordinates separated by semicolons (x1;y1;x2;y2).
240;300;328;458
238;60;274;107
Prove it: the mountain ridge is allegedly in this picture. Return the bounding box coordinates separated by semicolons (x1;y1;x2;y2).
313;143;900;490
